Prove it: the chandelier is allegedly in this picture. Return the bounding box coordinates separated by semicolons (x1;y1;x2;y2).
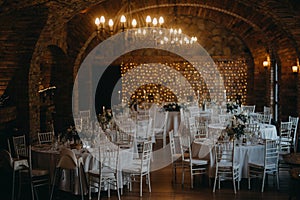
94;15;197;46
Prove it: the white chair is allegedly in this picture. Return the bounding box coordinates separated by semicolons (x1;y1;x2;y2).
180;135;208;188
279;121;293;154
169;130;182;184
0;149;29;200
218;114;232;126
123;141;152;197
12;135;28;159
241;105;256;113
153;110;169;147
88;146;120;200
213;140;240;194
26;144;50;200
244;123;260;136
38;131;54;144
50;148;86;200
289;116;299;151
188;117;198;140
195;115;209;138
248;139;279;192
263;106;271;115
79;109;90;119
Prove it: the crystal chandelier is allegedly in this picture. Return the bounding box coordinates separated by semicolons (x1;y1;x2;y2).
94;15;197;46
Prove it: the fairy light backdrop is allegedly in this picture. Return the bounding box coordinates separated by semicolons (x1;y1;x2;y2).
120;59;248;106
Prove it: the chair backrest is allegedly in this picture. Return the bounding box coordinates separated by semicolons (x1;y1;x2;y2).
117;120;135;144
257;113;272;124
218;114;231;125
188;117;198;140
263;106;271;115
38;131;54;144
153;110;168;133
140;141;153;172
289;116;299;147
180;135;191;160
79;110;90;119
241;105;256;113
169;130;178;162
12;135;27;159
74;117;82;132
245;123;260;136
215;140;235;165
279;121;293;153
263;139;278;168
101;146;120;172
195;115;209;138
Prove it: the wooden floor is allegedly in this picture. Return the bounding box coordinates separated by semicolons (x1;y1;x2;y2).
1;139;299;200
46;164;297;200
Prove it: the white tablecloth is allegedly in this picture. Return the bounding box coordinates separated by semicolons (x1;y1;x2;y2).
259;124;278;140
192;139;264;179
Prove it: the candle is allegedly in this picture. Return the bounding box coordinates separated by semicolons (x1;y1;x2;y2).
223;90;226;101
197;90;200;100
118;90;121;102
103;106;105;113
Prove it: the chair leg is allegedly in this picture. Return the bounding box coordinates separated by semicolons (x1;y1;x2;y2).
213;170;217;192
232;174;236;194
78;167;84;200
261;171;266;192
50;168;59;200
276;172;280;190
12;170;15;200
147;173;151;193
140;175;143;197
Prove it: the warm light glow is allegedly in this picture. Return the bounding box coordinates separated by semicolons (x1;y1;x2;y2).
292;65;298;73
146;15;151;25
100;16;105;24
152;18;158;26
108;19;114;29
263;61;269;67
132;19;137;28
120;15;126;23
95;18;100;26
159;17;164;26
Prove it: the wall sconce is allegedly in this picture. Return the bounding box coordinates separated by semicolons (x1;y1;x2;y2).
263;55;270;69
292;58;299;74
263;61;269;68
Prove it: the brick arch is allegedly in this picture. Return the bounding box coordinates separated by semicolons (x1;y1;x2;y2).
25;0;300;134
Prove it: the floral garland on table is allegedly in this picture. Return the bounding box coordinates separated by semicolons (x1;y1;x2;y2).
225;112;249;140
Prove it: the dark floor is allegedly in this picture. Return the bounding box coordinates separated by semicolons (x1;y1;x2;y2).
1;139;299;200
1;164;299;200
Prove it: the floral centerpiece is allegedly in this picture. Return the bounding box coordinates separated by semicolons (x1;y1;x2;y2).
162;102;181;111
225;112;249;140
98;109;113;130
226;101;240;114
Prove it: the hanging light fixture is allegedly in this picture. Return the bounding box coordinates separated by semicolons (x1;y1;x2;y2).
94;1;197;46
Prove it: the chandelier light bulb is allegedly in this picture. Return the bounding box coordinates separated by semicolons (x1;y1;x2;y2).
146;15;151;26
132;19;137;28
120;15;126;23
108;19;114;29
95;17;100;26
100;16;105;24
159;16;164;26
152;18;158;26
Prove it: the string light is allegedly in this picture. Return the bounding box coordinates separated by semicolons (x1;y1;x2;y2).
120;59;248;106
